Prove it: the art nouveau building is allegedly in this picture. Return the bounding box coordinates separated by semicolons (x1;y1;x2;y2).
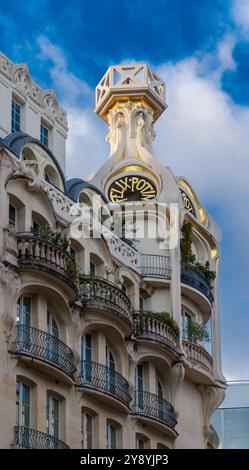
0;53;226;449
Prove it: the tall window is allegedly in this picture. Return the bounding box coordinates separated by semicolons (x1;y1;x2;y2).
17;296;31;327
90;262;95;277
81;334;92;362
106;421;117;449
46;393;60;438
81;334;92;382
157;379;164;420
40;124;49;147
9;204;16;226
11;100;21;133
82;412;93;449
16;380;31;427
181;310;192;340
135;364;144;409
106;346;116;393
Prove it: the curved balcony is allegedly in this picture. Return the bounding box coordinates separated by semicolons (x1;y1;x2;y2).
14;426;69;449
11;324;76;379
132;390;177;430
79;276;132;325
78;360;131;408
17;232;78;294
181;266;214;305
133;312;178;352
139;254;171;279
183;340;213;374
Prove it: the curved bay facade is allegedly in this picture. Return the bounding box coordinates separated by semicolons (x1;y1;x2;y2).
0;56;225;449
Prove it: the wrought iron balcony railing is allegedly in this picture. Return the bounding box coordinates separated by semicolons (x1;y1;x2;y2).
133;312;178;349
139;254;171;279
12;324;76;378
79;276;132;323
14;425;70;449
183;340;213;374
133;390;177;429
16;232;77;287
181;266;214;304
78;360;131;406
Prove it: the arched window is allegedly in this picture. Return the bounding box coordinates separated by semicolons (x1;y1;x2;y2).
44;165;60;188
181;309;192;341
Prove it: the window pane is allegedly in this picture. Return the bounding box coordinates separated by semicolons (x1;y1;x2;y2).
86;414;93;449
11;100;21;133
9;204;16;226
90;262;95;277
40;125;49;146
16;381;20;425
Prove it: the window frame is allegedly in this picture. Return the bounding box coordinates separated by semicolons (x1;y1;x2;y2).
16;380;31;428
46;392;60;439
11;99;21;133
40;123;49;147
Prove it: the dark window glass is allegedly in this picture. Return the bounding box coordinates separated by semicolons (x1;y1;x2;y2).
40;125;49;146
11;100;21;133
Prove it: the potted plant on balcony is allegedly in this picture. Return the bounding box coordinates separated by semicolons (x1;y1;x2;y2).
180;221;216;288
185;319;210;343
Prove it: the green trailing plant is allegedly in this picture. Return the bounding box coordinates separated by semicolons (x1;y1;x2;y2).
180;221;216;287
134;310;179;337
180;221;195;270
30;226;70;252
193;261;216;288
185;319;210;343
66;259;79;284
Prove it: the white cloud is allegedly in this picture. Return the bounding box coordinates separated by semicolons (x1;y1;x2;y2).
231;0;249;37
37;35;107;180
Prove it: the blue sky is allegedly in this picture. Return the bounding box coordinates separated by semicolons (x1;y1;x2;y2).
1;0;249;380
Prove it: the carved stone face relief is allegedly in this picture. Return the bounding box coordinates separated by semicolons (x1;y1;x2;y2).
108;175;157;202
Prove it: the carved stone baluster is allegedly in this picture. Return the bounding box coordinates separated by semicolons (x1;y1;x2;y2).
51;247;56;266
40;242;46;260
34;240;40;260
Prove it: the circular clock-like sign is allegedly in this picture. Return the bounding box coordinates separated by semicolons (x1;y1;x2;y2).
180;189;196;216
108;175;157;202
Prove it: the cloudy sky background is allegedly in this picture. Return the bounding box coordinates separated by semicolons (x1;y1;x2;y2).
1;0;249;379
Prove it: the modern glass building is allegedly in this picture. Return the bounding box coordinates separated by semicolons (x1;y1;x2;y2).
211;381;249;449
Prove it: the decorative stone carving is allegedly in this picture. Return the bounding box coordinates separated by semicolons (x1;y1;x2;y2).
40;90;59;124
0;51;68;129
2;226;18;267
168;361;185;414
0;263;21;343
12;64;31;97
197;384;226;445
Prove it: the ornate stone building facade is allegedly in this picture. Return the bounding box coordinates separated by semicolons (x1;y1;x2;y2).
0;54;225;449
